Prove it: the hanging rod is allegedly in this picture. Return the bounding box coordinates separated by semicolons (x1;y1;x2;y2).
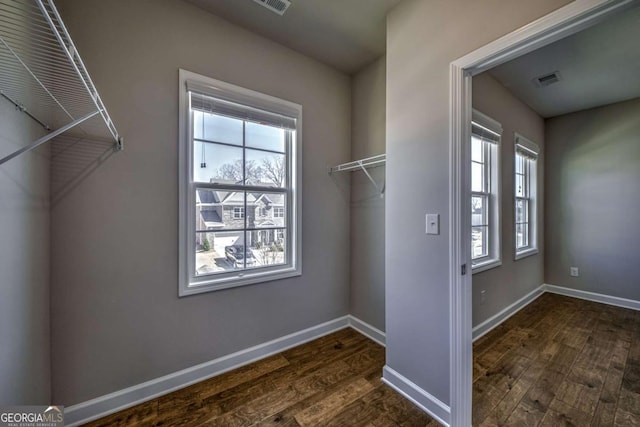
0;90;50;130
0;0;123;166
329;154;386;197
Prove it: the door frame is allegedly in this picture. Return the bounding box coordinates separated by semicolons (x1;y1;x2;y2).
448;0;637;425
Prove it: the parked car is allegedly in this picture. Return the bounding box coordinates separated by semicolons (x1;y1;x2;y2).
224;245;256;268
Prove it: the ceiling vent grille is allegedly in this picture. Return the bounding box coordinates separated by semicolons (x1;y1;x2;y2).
252;0;291;15
533;71;562;88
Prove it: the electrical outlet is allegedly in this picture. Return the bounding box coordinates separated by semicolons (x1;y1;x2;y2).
480;289;486;304
570;267;579;277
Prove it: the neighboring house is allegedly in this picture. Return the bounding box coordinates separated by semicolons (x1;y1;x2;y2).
196;185;285;250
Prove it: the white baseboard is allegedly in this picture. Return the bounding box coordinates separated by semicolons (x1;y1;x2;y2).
544;284;640;311
472;285;545;342
382;365;450;427
348;315;386;346
64;316;351;426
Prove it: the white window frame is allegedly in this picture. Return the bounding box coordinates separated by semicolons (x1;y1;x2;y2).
471;110;502;273
514;133;539;260
273;207;285;218
178;69;302;296
232;207;245;219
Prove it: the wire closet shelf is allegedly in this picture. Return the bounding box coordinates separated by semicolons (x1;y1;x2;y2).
0;0;122;165
329;154;386;196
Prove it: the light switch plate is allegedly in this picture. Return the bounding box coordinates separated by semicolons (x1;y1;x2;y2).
426;214;439;235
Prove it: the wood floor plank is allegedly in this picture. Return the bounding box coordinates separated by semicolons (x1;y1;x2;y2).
540;398;592;426
294;378;374;426
614;408;640;426
83;328;440;427
474;293;640;427
87;294;640;427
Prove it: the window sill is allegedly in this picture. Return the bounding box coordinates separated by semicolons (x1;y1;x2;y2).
515;248;539;261
472;259;502;274
179;266;301;297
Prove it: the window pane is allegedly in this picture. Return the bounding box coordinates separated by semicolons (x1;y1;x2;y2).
515;199;528;224
471;137;484;162
202;112;243;145
246;122;286;153
472;226;488;259
515;153;524;174
196;189;249;231
194;110;204;140
471;196;487;226
247;192;286;229
195;231;252;275
515;223;529;249
194;142;243;184
515;173;526;197
472;162;485;192
248;229;286;268
245;149;286;187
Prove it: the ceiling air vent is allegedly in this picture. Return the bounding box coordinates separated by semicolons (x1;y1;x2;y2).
533;71;562;88
252;0;292;15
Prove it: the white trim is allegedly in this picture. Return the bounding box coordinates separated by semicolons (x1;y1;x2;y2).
471;112;502;271
544;284;640;311
382;366;451;427
449;1;634;425
63;316;350;426
514;132;540;156
472;109;503;136
471;284;640;343
472;285;545;342
514;248;539;261
472;259;502;274
347;315;386;346
178;69;303;297
449;58;474;427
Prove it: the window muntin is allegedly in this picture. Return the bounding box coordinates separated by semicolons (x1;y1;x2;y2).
514;134;539;259
179;70;302;295
471;110;501;272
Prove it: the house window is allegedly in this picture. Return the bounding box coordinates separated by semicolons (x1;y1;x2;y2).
514;133;539;260
273;207;285;218
471;110;501;273
233;207;245;219
179;70;302;296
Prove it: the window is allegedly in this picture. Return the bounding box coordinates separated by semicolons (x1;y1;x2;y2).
514;133;539;260
273;207;285;218
471;110;501;272
179;70;302;296
233;207;245;219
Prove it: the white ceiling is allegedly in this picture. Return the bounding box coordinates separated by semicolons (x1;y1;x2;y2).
488;5;640;118
184;0;402;74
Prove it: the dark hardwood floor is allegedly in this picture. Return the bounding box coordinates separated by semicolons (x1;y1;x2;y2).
84;327;439;426
473;292;640;426
85;293;640;426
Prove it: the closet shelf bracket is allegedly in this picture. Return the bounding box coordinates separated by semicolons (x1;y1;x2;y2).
329;154;386;197
0;0;123;166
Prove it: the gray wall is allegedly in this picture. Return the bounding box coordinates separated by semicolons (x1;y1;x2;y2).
385;0;571;405
350;57;386;331
545;97;640;300
52;0;351;405
0;100;50;403
472;72;545;327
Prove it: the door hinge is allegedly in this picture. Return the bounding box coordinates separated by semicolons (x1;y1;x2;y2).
461;264;467;275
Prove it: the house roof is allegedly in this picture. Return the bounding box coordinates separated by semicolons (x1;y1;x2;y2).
197;189;221;204
200;210;222;224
